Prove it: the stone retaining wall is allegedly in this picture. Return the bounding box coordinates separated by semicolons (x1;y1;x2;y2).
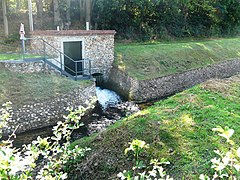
0;60;96;135
3;84;96;136
0;59;58;74
108;59;240;102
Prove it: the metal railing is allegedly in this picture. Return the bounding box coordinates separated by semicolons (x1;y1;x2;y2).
21;38;94;80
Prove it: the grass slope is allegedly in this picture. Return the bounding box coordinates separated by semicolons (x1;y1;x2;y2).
0;65;92;108
115;38;240;80
71;75;240;179
0;54;41;60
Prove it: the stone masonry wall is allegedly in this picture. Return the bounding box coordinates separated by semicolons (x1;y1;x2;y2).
0;60;96;135
0;59;58;74
108;59;240;102
30;32;115;81
2;83;96;136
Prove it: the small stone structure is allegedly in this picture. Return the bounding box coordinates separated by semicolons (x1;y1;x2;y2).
29;30;116;80
107;59;240;102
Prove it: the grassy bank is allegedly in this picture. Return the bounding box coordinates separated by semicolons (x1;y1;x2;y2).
0;65;92;108
0;53;41;61
115;38;240;80
71;75;240;179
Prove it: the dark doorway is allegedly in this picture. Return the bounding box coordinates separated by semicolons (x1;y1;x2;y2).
63;41;83;76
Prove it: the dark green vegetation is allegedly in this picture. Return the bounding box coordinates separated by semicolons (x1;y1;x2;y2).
1;1;240;41
71;75;240;179
115;37;240;80
95;0;240;40
0;33;21;53
0;65;92;108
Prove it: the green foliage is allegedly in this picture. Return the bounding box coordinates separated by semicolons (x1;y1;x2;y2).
0;98;96;179
93;0;240;40
118;127;240;180
3;33;20;44
118;139;172;180
125;139;149;170
3;0;240;41
0;102;11;138
200;126;240;179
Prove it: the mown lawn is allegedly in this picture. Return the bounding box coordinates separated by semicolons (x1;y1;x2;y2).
115;38;240;80
0;65;92;108
70;75;240;179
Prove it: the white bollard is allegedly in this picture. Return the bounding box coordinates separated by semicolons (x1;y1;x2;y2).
86;22;90;30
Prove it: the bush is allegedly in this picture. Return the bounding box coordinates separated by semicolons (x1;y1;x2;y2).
0;98;96;179
3;33;20;44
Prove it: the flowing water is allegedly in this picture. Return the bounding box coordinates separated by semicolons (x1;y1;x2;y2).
96;87;122;109
9;87;138;148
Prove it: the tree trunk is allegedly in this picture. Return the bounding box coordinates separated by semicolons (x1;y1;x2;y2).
36;0;43;16
28;0;34;31
2;0;9;36
66;0;71;29
79;0;85;27
35;0;43;29
86;0;92;29
53;0;60;26
16;0;20;13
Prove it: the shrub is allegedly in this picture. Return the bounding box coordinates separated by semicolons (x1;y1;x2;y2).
0;98;96;179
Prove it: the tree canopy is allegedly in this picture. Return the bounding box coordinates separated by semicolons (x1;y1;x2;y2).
1;0;240;40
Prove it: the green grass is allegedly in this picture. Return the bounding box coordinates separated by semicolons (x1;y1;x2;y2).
71;75;240;179
0;53;41;60
0;65;93;108
115;37;240;80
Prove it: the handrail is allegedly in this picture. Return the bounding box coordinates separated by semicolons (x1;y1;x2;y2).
42;40;76;63
47;56;91;74
26;37;76;63
23;37;95;80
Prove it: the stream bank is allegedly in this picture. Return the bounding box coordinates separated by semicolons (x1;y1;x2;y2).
11;87;139;148
107;58;240;102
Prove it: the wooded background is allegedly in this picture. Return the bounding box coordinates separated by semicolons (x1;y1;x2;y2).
1;0;240;40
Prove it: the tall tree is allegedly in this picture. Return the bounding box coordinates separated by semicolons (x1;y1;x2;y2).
86;0;92;25
66;0;71;28
36;0;43;16
16;0;20;12
35;0;43;29
79;0;94;29
2;0;9;36
28;0;34;31
53;0;60;26
79;0;86;27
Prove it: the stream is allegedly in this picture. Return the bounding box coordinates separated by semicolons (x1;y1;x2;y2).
12;87;139;148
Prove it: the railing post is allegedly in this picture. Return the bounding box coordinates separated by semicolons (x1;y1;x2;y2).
43;41;46;62
42;40;46;70
89;59;92;77
75;61;77;81
21;38;25;60
60;52;63;75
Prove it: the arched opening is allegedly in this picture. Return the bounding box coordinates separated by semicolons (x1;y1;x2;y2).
92;73;104;86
